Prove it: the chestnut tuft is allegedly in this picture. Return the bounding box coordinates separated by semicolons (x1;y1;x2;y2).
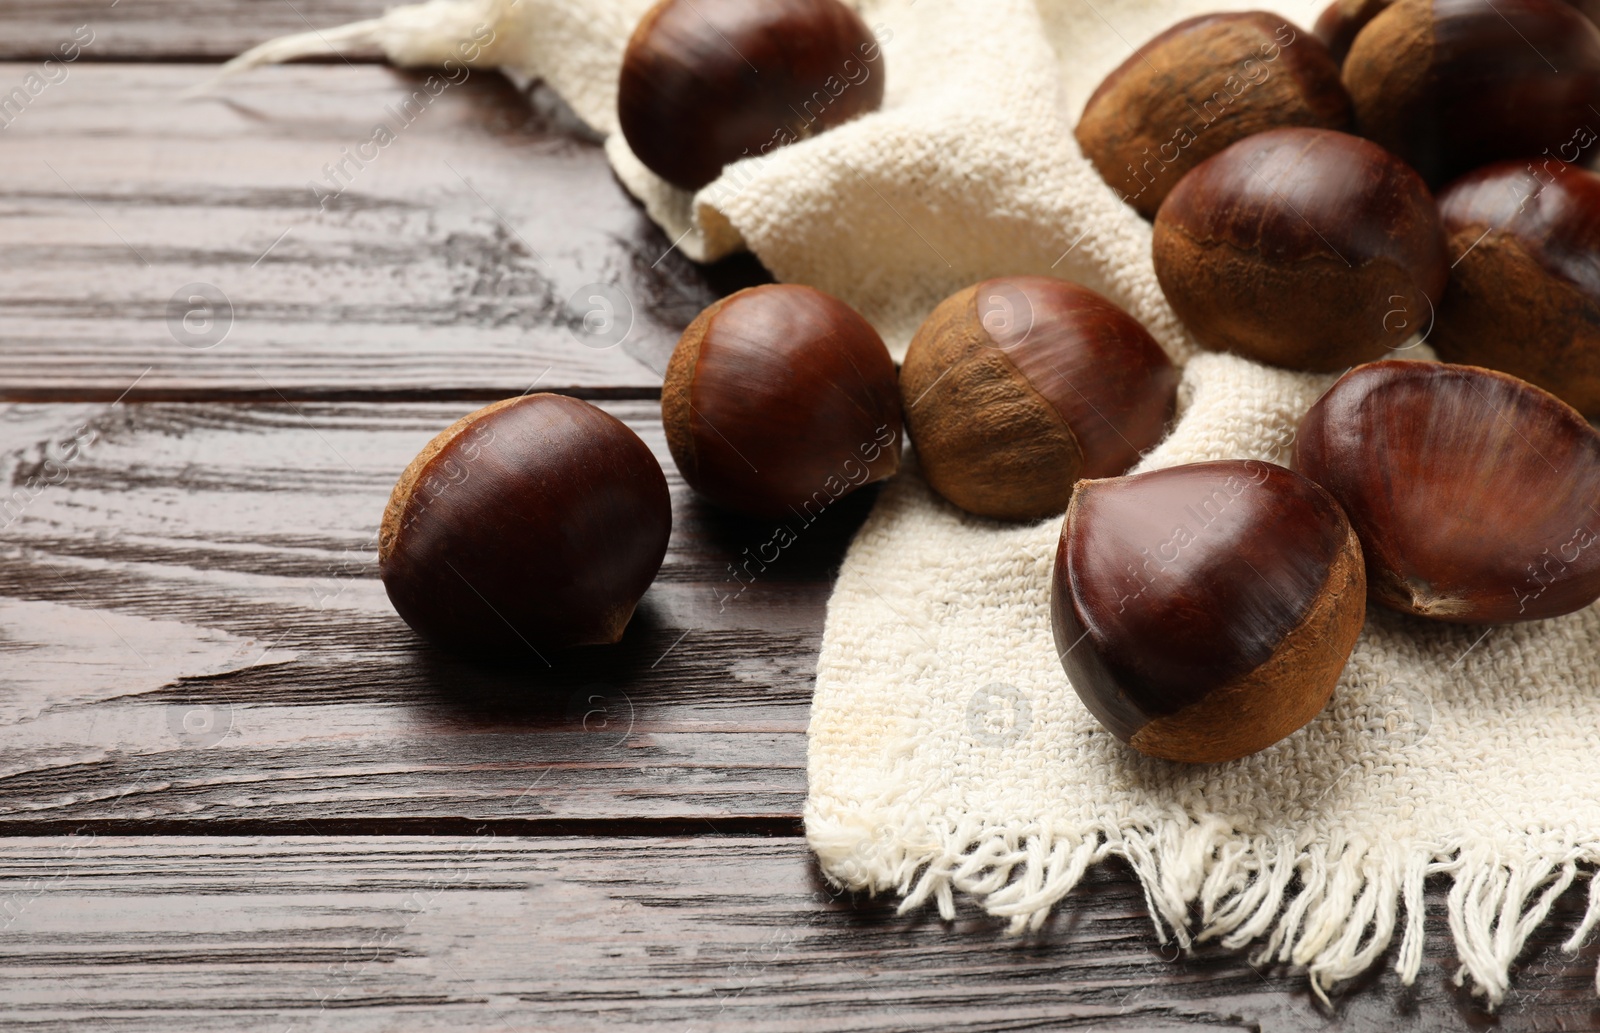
1053;460;1366;763
1430;159;1600;419
617;0;884;191
379;394;672;656
1153;127;1447;372
1076;13;1351;219
662;284;901;519
899;276;1178;522
1342;0;1600;187
1294;361;1600;623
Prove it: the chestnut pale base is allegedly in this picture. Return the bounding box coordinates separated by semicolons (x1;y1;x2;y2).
899;285;1086;522
1129;526;1366;763
1152;230;1422;372
1075;13;1351;220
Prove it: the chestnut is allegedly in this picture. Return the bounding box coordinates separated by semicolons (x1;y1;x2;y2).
1430;159;1600;419
1293;360;1600;623
1076;13;1351;219
662;284;901;519
1152;127;1448;372
1052;460;1366;763
617;0;884;191
378;394;671;656
1320;0;1600;63
898;276;1178;522
1343;0;1600;187
1313;0;1393;62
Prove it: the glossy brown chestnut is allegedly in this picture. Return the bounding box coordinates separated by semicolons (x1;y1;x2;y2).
378;394;671;656
1294;360;1600;623
1053;460;1366;763
1076;13;1351;219
1343;0;1600;187
662;284;901;519
1321;0;1600;43
1152;127;1448;372
1313;0;1393;62
617;0;884;191
899;276;1178;522
1430;160;1600;419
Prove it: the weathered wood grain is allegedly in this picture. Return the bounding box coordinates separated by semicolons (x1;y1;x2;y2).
0;400;875;824
0;836;1595;1031
0;0;391;60
0;63;765;401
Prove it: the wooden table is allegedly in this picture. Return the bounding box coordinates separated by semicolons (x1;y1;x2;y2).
2;5;1597;1029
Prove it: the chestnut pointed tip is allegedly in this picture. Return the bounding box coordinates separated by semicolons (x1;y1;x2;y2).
1389;576;1475;620
579;607;637;649
871;440;902;483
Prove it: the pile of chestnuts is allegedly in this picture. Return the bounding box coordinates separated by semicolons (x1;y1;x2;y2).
1057;0;1600;760
376;0;1600;773
1057;363;1600;763
379;0;899;656
1082;1;1600;391
1056;0;1600;761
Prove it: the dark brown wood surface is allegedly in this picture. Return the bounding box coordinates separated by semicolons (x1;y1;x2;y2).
0;63;766;401
0;400;864;827
0;5;1596;1028
0;0;392;60
2;836;1599;1032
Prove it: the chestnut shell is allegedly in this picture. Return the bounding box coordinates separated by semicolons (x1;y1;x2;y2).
1431;160;1600;419
618;0;884;191
1294;360;1600;623
1152;127;1447;372
379;394;672;656
1053;460;1366;763
1314;0;1394;62
899;276;1178;521
1343;0;1600;186
1077;12;1351;219
662;284;902;519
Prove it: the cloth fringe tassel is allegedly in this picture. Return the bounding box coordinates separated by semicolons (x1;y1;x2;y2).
807;810;1600;1008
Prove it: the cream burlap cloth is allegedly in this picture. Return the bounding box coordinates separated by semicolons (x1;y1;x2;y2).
221;0;1600;1003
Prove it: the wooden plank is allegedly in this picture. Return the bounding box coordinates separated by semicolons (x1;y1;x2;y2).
0;835;1595;1031
0;1;392;60
0;63;766;401
0;400;876;825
